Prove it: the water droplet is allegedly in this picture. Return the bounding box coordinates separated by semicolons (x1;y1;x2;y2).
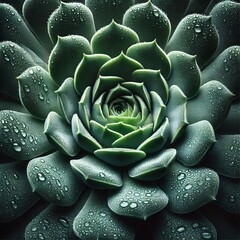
13;143;22;152
37;172;46;182
59;218;70;228
192;222;199;228
120;201;129;208
185;184;192;190
177;173;186;180
38;233;45;240
153;9;159;17
38;93;44;101
99;172;106;178
194;24;202;33
29;69;34;75
129;202;138;209
11;200;18;209
31;226;37;232
24;85;30;93
99;212;106;217
43;84;48;92
202;232;212;239
177;226;186;233
56;179;61;187
4;54;10;62
84;222;90;227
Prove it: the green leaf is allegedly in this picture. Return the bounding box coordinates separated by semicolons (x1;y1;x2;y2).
90;120;123;147
71;154;122;189
132;69;169;103
91;94;108;125
175;120;216;166
0;98;27;113
112;124;153;149
44;112;80;156
73;190;135;239
0;4;48;61
161;162;219;214
71;114;102;153
56;77;79;123
99;52;143;81
27;151;84;206
0;162;40;223
48;35;92;85
166;85;188;143
167;51;201;98
128;148;176;181
48;2;95;44
127;40;171;79
0;110;52;160
187;80;234;129
108;174;168;220
0;41;35;99
18;66;61;120
85;0;134;29
22;0;60;52
106;122;136;135
91;20;139;57
204;134;240;178
123;1;171;48
151;209;217;240
216;175;240;214
137;118;170;154
74;54;111;96
105;84;132;103
165;14;219;68
202;46;240;96
94;148;146;167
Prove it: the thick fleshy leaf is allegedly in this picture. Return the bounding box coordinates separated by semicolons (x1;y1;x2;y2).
128;148;176;181
91;94;108;125
27;152;84;206
0;110;51;160
22;0;60;51
73;190;135;240
106;122;136;135
0;162;40;223
210;1;240;57
71;154;122;189
216;175;240;214
18;66;61;120
167;51;201;98
91;20;139;57
48;2;95;44
0;41;35;99
56;77;79;123
187;80;234;129
123;1;171;48
175;120;216;166
44;112;80;156
132;69;169;103
48;35;92;85
166;85;188;143
204;134;240;178
161;162;219;214
85;0;134;29
99;52;143;80
151;209;217;240
166;14;218;68
127;40;171;79
0;4;48;61
74;54;111;96
138;118;170;154
108;174;168;220
94;148;146;167
202;46;240;96
24;193;89;240
71;114;102;153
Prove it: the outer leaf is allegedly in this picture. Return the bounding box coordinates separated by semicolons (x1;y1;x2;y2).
204;134;240;178
187;80;234;129
91;20;139;57
123;1;171;48
0;41;35;99
48;2;95;44
127;40;171;79
0;162;40;223
0;110;52;160
108;174;168;220
151;209;217;240
161;162;219;214
71;154;122;189
166;14;218;68
27;152;84;206
73;190;135;240
128;148;176;181
175;120;216;167
167;51;201;98
48;35;92;85
44;112;80;156
18;66;61;120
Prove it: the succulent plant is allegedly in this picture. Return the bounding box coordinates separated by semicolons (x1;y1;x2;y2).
0;0;239;239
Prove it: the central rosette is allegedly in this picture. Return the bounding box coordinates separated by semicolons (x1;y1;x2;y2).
71;52;170;167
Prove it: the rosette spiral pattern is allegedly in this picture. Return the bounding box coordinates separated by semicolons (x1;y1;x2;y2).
0;0;239;240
